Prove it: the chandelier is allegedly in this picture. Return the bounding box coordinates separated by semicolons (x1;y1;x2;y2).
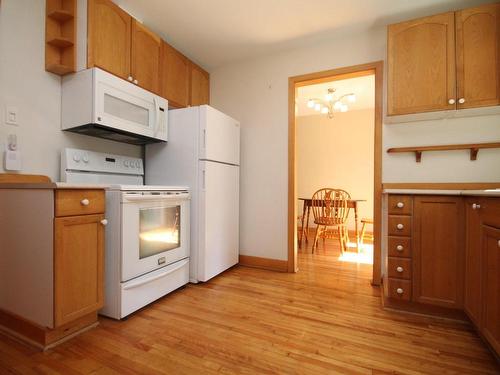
307;88;356;119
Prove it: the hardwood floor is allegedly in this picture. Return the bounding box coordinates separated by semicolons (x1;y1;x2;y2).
0;238;498;374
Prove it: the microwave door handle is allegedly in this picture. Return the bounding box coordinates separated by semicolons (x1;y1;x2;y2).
153;97;160;137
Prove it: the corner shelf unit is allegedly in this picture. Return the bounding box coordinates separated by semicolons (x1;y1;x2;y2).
387;142;500;162
45;0;76;76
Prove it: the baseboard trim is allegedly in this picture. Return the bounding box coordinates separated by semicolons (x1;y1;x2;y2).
239;255;288;272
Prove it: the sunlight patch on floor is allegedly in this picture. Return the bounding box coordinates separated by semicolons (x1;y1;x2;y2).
338;243;373;264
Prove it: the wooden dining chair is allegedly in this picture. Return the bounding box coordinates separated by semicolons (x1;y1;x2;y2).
311;188;351;254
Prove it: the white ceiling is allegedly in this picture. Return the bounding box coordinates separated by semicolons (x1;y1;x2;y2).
114;0;490;69
296;75;375;117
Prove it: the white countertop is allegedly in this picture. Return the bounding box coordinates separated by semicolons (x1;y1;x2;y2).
384;189;500;197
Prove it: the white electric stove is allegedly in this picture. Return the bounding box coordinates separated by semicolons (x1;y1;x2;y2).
61;148;190;319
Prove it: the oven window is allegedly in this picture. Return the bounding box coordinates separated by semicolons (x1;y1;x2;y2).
139;206;180;259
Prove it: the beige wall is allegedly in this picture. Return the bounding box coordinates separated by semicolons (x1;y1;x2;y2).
210;1;500;261
0;0;140;181
297;110;374;230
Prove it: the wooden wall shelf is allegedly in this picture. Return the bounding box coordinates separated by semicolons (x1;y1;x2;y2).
387;142;500;162
45;0;76;76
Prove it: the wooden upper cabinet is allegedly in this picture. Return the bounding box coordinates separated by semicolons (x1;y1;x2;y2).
456;3;500;109
160;42;190;107
87;0;131;80
131;20;161;94
190;63;210;106
412;196;464;309
388;12;456;115
54;214;104;327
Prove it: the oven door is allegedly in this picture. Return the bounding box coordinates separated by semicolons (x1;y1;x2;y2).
121;193;190;282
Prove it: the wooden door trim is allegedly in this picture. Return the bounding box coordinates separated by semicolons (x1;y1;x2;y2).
288;61;384;285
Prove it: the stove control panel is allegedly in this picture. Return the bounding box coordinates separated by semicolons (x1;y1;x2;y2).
62;148;144;176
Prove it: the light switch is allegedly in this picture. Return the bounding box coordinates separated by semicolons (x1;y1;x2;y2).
5;106;19;126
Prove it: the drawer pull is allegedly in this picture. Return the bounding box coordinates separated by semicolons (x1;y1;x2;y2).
80;198;90;206
396;202;404;208
497;240;500;248
472;203;481;210
396;288;404;295
396;266;404;273
100;219;108;226
396;245;404;251
396;223;404;230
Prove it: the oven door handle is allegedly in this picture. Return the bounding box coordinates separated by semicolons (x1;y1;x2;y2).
123;258;189;290
123;194;188;202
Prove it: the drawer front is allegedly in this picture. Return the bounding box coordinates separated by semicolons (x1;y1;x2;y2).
388;215;412;237
388;236;412;258
387;278;411;301
388;257;411;280
388;195;413;215
55;190;105;217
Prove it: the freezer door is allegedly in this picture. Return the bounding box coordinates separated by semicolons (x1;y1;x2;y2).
199;106;240;165
198;161;239;281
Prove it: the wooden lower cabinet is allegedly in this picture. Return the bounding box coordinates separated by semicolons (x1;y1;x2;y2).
464;198;482;326
0;188;105;349
481;224;500;355
412;196;464;309
54;214;104;327
385;194;500;358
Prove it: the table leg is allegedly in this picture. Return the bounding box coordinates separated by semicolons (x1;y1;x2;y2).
299;201;307;247
354;202;360;253
305;205;311;243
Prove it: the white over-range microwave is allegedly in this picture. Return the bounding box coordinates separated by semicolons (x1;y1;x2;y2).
62;67;168;145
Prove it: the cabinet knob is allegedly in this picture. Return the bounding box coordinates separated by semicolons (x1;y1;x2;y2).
458;98;465;104
472;203;481;210
81;198;90;206
396;245;404;251
448;99;456;105
128;76;133;82
396;202;404;208
133;79;138;85
396;266;404;273
498;240;500;248
396;223;404;230
101;219;108;226
396;288;404;295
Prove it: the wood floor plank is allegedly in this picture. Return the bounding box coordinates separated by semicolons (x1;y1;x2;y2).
0;238;498;374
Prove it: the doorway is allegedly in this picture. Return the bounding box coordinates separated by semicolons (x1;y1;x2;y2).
287;62;383;285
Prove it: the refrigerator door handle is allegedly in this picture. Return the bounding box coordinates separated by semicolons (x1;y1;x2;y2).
202;169;206;190
203;129;206;149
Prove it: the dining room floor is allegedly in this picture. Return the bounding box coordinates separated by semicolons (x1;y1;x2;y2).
0;237;498;374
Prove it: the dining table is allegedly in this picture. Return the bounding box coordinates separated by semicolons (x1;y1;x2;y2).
298;197;366;252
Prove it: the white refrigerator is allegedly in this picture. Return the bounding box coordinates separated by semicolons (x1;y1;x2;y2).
146;105;240;283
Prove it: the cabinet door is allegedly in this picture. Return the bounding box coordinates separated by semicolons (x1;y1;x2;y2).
387;12;456;115
131;20;161;94
481;224;500;355
190;63;210;106
464;198;482;326
88;0;131;80
412;196;464;309
456;4;500;109
54;214;104;327
160;41;189;107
